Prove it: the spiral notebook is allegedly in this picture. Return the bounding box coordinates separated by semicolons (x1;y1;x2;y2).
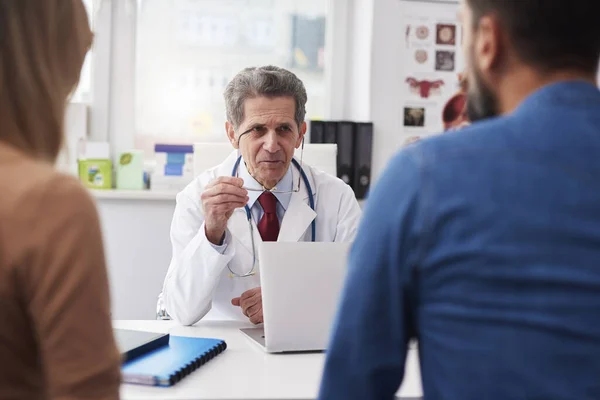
121;335;227;387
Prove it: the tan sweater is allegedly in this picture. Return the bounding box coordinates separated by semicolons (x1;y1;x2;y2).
0;143;121;400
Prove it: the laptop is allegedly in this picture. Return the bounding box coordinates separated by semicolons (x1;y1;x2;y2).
240;241;351;353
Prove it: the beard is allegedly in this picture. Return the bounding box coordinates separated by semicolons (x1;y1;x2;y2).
465;52;500;122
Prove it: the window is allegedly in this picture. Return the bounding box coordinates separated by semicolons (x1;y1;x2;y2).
134;0;329;155
59;0;98;174
70;0;94;104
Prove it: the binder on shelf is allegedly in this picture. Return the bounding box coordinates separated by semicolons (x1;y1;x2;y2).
323;121;338;144
121;335;227;387
353;122;374;199
309;120;324;143
336;121;356;188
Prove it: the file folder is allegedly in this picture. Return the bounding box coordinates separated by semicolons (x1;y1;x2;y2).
353;122;374;199
121;335;227;387
309;120;325;143
323;121;338;144
336;121;356;188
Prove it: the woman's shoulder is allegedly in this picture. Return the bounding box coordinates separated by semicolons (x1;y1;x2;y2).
0;143;96;224
0;144;99;275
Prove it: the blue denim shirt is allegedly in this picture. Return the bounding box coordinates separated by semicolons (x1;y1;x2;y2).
319;81;600;400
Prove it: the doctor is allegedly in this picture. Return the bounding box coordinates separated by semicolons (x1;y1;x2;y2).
160;65;362;326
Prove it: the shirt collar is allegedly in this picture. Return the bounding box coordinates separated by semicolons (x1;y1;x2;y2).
515;80;600;116
239;158;293;211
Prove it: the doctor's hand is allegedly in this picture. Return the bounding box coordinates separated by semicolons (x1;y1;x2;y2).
231;287;263;325
201;176;248;245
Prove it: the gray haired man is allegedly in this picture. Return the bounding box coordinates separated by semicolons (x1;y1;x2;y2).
158;66;362;326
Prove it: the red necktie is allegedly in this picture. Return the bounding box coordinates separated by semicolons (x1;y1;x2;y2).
257;192;279;242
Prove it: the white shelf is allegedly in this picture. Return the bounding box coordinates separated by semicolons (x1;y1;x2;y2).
90;189;365;205
89;189;178;201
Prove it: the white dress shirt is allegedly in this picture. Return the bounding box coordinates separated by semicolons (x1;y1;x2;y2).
212;159;293;252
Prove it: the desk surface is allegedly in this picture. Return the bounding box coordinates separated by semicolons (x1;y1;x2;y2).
115;320;423;400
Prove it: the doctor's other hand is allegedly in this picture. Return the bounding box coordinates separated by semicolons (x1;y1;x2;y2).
201;176;249;245
231;287;263;325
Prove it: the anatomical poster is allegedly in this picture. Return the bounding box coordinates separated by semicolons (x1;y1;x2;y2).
400;0;465;142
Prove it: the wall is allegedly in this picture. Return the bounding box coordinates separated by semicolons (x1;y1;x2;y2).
342;0;455;183
369;0;460;183
343;0;374;121
95;196;175;319
108;0;137;160
97;0;460;320
369;0;407;181
337;0;407;183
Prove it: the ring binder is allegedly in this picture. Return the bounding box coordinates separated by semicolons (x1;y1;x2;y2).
121;336;227;387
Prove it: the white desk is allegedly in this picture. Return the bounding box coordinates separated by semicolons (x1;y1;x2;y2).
115;320;423;400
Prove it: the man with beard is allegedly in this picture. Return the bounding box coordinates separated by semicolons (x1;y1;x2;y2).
318;0;600;399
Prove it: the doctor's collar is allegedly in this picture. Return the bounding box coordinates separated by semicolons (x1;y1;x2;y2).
237;158;293;210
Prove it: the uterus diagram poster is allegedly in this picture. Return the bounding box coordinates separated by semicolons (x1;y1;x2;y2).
399;0;465;145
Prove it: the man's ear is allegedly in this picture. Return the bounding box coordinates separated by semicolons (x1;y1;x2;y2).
474;15;501;76
296;121;307;148
226;121;238;149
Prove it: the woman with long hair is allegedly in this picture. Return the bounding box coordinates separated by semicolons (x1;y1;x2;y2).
0;1;120;399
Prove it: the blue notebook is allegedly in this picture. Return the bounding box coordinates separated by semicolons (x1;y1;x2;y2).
121;335;227;387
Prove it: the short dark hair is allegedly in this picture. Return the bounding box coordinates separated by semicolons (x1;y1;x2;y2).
467;0;600;74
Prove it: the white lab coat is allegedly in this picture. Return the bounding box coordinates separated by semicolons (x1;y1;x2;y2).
160;150;362;326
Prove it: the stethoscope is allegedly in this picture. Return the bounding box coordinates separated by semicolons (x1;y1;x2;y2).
228;155;316;278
